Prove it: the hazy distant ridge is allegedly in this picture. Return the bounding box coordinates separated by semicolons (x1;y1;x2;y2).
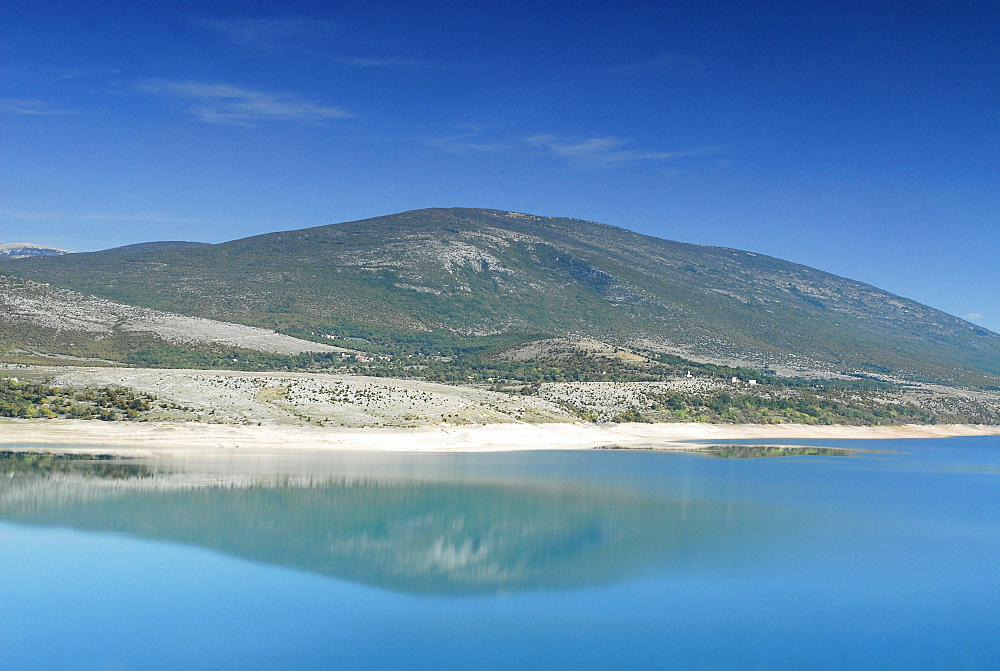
0;243;72;259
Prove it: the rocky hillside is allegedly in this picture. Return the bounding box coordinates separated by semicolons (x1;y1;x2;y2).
3;208;998;386
0;274;345;364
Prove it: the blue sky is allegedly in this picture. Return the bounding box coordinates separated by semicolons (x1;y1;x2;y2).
2;1;998;332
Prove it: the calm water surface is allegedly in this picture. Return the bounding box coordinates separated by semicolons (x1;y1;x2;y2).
1;437;998;669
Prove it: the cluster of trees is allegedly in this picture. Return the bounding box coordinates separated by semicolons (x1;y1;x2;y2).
0;376;155;420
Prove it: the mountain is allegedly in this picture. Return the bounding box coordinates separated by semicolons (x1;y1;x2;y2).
0;243;72;259
3;208;998;386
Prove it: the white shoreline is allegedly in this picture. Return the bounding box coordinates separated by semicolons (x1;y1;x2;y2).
1;419;998;457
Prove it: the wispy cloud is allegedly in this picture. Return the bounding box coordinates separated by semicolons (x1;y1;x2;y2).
524;135;716;169
966;312;984;320
195;16;435;70
193;17;336;50
55;66;123;80
139;80;352;126
598;54;703;75
0;98;76;115
330;55;436;70
423;125;509;154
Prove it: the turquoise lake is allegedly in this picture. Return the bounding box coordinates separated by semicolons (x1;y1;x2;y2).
1;436;998;669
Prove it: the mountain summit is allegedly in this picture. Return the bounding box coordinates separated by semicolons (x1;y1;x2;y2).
4;208;998;386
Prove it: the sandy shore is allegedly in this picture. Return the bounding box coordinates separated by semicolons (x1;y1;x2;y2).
1;419;998;457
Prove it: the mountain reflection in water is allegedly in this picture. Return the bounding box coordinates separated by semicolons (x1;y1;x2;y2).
0;451;784;595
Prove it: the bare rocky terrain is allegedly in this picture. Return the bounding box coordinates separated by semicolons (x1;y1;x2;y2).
5;363;998;429
0;275;346;357
499;337;649;364
4;365;575;427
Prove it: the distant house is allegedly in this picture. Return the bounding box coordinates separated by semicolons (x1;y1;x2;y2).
748;379;757;385
731;376;739;383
